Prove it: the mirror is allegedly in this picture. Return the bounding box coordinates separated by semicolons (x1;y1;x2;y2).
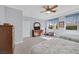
33;22;41;30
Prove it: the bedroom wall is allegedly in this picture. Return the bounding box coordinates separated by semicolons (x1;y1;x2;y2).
0;6;5;22
47;15;79;38
46;11;79;39
57;15;79;36
0;6;23;44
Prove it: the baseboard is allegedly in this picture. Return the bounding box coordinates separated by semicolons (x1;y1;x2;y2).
15;40;24;45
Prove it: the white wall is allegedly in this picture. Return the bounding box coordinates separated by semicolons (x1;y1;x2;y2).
0;6;23;43
46;12;79;39
0;6;5;23
47;17;79;37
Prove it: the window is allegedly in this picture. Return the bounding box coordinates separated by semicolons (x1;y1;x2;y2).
65;12;79;30
66;25;77;30
47;18;59;30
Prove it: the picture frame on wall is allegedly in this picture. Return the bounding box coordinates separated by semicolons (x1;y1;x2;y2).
59;21;64;28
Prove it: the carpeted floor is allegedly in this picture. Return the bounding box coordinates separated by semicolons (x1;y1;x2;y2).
14;37;46;54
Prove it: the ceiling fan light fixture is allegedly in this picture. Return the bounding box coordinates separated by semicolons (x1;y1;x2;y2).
45;11;51;14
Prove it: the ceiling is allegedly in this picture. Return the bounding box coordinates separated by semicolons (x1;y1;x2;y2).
8;5;79;20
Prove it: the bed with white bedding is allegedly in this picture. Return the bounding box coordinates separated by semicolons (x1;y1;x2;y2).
31;37;79;54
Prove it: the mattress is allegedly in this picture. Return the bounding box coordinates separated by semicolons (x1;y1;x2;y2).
31;37;79;54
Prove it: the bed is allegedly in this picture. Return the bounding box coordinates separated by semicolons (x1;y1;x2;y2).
31;37;79;54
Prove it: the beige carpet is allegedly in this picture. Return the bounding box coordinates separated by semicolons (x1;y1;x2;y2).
14;37;46;54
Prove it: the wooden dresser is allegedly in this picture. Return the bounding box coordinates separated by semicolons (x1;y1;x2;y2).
32;30;43;37
0;24;13;54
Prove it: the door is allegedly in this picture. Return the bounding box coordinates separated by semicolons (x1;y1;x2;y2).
23;21;31;37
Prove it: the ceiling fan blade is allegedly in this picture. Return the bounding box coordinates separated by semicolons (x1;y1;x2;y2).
50;10;56;12
43;5;50;9
50;5;58;9
47;5;50;9
43;5;48;9
43;6;46;9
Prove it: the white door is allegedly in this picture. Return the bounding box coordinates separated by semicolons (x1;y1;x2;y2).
23;21;31;37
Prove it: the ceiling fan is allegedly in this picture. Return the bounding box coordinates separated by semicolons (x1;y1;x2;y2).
41;5;58;14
